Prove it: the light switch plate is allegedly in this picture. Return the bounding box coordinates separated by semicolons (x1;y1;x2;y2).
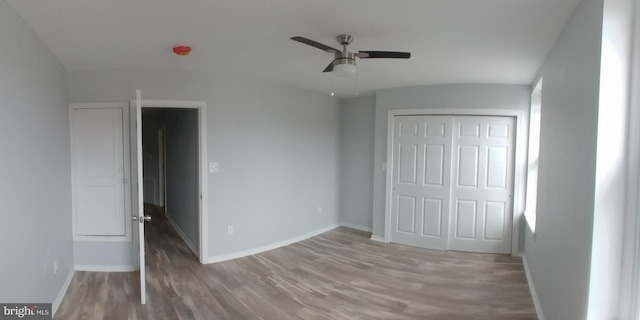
209;162;219;173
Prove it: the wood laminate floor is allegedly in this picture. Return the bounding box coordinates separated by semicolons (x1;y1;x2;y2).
55;208;537;320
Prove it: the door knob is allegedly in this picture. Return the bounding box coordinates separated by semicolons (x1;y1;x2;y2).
132;216;151;223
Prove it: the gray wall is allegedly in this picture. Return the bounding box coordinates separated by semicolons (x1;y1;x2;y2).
68;69;341;262
0;0;73;306
523;0;603;318
371;84;531;237
164;108;200;251
339;96;376;230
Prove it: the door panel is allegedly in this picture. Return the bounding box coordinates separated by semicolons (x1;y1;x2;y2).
488;124;509;139
397;196;417;234
424;145;444;185
426;122;446;137
73;108;126;236
422;198;442;237
399;121;420;137
484;202;506;240
459;122;480;137
486;147;508;188
390;116;453;250
398;144;418;184
457;146;479;187
455;200;477;239
449;116;515;254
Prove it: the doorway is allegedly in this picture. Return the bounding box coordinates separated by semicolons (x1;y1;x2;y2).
142;108;200;256
132;100;208;265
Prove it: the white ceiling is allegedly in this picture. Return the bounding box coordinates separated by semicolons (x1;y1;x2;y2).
7;0;582;97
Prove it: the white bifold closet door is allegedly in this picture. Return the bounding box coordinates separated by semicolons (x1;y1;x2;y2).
390;115;515;254
390;116;453;250
449;116;515;254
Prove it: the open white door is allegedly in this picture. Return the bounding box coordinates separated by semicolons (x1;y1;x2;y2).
132;89;150;304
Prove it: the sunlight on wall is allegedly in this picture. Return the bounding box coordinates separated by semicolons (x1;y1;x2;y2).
595;45;625;182
587;3;632;317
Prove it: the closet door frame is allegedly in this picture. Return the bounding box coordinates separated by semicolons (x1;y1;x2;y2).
384;108;527;255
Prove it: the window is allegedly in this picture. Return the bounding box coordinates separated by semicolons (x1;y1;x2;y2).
524;78;542;233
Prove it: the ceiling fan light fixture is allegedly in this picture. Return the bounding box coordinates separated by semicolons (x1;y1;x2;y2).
290;34;410;78
333;63;356;77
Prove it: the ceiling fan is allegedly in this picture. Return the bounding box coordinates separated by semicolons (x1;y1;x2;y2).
290;34;411;76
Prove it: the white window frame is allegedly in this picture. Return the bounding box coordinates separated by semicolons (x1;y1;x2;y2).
524;79;542;234
621;2;640;316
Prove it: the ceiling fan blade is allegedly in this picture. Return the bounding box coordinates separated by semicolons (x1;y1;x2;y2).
291;36;340;54
322;61;335;72
356;51;411;59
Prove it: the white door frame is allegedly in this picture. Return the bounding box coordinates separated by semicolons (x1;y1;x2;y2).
132;99;209;264
384;108;527;255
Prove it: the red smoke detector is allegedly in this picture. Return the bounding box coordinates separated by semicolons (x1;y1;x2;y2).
173;46;191;56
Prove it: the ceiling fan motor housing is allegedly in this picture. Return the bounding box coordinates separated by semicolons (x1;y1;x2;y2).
335;52;356;66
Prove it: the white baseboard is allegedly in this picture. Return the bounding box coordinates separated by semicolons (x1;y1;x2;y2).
340;222;372;232
208;224;340;264
74;265;135;272
165;213;199;258
522;255;545;320
370;235;386;242
52;267;75;317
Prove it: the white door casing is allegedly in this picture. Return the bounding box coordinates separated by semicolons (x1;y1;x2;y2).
390;116;453;250
449;116;515;254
